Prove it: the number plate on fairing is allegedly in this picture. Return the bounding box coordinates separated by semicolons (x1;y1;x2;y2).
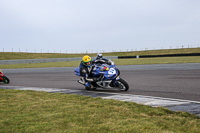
108;68;116;75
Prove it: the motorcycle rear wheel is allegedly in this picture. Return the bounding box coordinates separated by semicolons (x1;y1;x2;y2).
2;76;10;84
116;78;129;91
85;86;96;91
85;82;97;91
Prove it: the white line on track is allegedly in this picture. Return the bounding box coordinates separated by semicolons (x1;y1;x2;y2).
1;86;200;116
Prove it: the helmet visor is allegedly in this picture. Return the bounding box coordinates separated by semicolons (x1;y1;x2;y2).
86;61;91;66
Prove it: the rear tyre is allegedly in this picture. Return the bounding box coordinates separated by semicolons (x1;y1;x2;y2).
116;78;129;91
85;86;96;91
85;86;91;90
85;83;97;91
2;76;10;84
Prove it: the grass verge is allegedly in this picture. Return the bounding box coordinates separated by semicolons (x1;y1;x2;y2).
0;48;200;60
0;89;199;133
1;56;200;69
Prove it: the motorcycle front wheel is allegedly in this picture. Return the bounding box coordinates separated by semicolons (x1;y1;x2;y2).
2;76;10;84
116;78;129;91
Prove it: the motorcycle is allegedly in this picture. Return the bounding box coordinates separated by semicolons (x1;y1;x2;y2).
0;69;10;84
74;61;129;91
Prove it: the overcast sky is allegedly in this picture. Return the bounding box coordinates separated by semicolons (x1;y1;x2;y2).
0;0;200;53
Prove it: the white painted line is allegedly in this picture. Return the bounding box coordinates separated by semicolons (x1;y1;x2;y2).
143;100;190;107
101;95;191;107
2;86;200;105
98;92;200;104
1;86;200;116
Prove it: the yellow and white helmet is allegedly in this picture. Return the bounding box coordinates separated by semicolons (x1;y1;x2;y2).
82;55;92;66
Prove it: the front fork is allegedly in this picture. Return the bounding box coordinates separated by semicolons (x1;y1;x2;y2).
112;76;120;87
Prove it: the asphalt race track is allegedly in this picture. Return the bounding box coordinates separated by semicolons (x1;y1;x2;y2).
1;63;200;102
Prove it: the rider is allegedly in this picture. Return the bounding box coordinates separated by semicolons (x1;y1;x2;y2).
78;55;98;88
94;53;114;65
94;53;120;75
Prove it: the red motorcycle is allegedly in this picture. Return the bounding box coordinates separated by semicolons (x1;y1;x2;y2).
0;69;10;84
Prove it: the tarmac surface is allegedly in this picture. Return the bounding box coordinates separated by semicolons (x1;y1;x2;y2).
1;63;200;116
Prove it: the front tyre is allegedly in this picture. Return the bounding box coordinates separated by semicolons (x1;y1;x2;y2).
2;76;10;84
116;78;129;91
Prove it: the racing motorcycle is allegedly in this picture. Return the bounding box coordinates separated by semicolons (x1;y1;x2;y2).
0;69;10;84
74;61;129;91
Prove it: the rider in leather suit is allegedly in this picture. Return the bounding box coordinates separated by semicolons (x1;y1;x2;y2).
78;55;97;88
93;53;114;65
94;53;120;75
78;54;117;88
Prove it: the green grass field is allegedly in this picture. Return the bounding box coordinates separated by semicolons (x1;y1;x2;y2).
0;48;200;69
1;48;200;60
0;89;199;133
1;56;200;69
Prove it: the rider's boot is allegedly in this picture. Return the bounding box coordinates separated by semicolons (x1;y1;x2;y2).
85;82;95;89
78;77;85;85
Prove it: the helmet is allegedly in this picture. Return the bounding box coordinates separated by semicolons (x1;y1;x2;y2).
82;55;92;66
97;53;103;59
